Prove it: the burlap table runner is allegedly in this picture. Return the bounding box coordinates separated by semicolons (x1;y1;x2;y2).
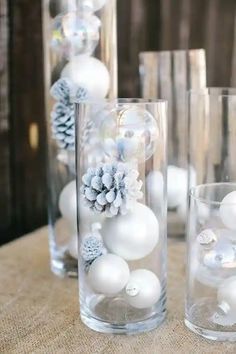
0;227;235;353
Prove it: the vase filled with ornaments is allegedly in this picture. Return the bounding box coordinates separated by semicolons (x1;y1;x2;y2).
75;99;167;334
43;0;117;277
139;49;206;237
185;89;236;341
185;183;236;341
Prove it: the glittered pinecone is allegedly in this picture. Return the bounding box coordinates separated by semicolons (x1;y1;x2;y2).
50;78;88;150
80;235;105;271
80;162;143;217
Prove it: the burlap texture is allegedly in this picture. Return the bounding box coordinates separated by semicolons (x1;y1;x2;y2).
0;227;235;353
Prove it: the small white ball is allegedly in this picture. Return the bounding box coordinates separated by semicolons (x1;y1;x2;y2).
59;180;77;228
68;233;78;259
125;269;161;309
79;0;107;12
61;56;110;98
102;203;159;261
197;229;217;246
220;191;236;231
167;165;187;209
217;276;236;314
88;254;130;295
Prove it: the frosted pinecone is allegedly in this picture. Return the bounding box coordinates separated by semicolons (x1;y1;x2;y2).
80;162;143;217
80;235;105;271
50;78;88;150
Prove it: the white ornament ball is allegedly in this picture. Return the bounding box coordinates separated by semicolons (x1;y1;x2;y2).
167;165;187;209
68;233;78;259
217;276;236;314
59;180;77;228
125;269;161;309
61;56;110;98
146;170;164;204
102;203;159;261
219;191;236;231
88;254;130;295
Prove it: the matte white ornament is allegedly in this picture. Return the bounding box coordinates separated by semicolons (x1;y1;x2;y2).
219;191;236;231
146;170;164;204
59;180;77;228
197;229;217;246
88;254;130;295
217;276;236;315
102;203;159;260
61;56;110;98
68;233;78;259
167;165;187;209
125;269;161;309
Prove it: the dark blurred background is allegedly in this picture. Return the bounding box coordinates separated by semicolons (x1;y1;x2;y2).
1;0;236;245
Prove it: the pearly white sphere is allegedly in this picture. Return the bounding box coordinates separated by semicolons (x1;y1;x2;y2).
102;203;159;261
59;180;77;228
167;165;187;209
125;269;161;309
61;56;110;98
88;254;130;295
68;233;78;259
218;276;236;314
219;191;236;231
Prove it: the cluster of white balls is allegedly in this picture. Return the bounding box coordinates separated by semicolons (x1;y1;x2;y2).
87;202;161;309
194;191;236;322
58;179;162;309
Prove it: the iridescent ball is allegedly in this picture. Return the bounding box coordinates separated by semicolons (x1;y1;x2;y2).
219;191;236;231
100;107;159;162
51;12;100;58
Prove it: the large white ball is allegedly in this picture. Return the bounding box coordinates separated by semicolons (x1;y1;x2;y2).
125;269;161;309
88;254;130;295
218;276;236;314
102;203;159;261
61;56;110;98
219;191;236;231
59;180;77;228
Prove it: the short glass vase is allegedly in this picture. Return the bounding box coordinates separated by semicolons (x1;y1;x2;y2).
76;99;167;334
185;183;236;341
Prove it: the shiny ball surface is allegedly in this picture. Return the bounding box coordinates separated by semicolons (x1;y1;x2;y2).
61;56;110;98
68;233;78;259
219;191;236;231
125;269;161;309
88;254;130;295
102;203;159;261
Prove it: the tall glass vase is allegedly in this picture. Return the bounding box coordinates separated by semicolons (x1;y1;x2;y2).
139;49;206;237
76;99;167;334
185;88;236;341
43;0;117;277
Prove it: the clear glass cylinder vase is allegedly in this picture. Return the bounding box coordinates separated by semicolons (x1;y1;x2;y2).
43;0;117;277
186;88;236;341
76;99;167;334
139;49;206;237
186;183;236;341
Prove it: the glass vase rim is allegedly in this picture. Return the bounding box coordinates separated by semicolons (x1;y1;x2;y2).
189;182;236;205
139;48;205;56
73;98;167;105
188;87;236;97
